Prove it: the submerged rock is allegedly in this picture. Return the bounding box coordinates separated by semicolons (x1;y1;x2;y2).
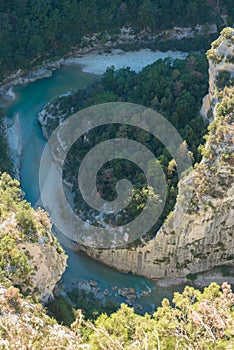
118;287;136;297
89;280;98;287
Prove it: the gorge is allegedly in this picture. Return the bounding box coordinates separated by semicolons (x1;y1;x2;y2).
4;50;189;312
0;0;234;347
2;27;234;314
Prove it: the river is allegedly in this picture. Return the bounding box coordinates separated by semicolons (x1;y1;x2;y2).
5;49;188;313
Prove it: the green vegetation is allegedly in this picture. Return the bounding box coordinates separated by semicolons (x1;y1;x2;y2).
206;48;223;63
0;172;63;292
47;289;117;325
1;282;234;349
43;54;208;240
86;283;234;349
46;295;76;326
206;27;234;64
0;173;36;286
67;289;117;321
216;86;234;119
0;22;233;348
187;273;198;281
0;1;234;80
0;167;233;346
216;71;234;90
188;85;234;213
220;26;234;41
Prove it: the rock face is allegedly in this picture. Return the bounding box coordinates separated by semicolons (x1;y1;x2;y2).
0;173;67;302
81;29;234;279
18;241;67;303
5;210;67;302
6;113;22;180
0;284;82;348
201;27;234;120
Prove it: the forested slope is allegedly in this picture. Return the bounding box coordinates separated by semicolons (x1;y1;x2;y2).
0;0;233;80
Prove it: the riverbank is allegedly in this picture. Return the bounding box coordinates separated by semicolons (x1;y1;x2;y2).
0;22;219;101
65;49;187;75
0;62;63;101
0;48;188;103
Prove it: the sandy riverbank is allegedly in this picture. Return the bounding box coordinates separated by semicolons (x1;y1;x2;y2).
64;48;187;74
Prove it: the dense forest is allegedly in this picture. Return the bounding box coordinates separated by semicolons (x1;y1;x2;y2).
0;0;234;80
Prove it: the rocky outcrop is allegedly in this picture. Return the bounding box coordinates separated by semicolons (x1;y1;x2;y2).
76;24;218;53
0;173;67;302
81;30;234;279
6;113;22;180
201;27;234;119
17;240;67;303
1;208;67;302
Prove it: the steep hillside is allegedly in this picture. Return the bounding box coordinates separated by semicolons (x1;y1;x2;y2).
82;29;234;279
0;173;67;302
0;282;233;349
201;27;234;119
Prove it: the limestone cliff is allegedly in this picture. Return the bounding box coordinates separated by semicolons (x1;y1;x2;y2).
17;239;67;303
201;27;234;120
0;173;67;302
81;29;234;279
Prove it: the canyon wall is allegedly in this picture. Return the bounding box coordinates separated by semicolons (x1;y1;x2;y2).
81;28;234;279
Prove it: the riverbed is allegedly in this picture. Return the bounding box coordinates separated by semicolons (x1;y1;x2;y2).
5;49;188;312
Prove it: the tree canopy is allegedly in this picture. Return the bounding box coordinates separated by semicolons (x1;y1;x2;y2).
0;0;233;79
